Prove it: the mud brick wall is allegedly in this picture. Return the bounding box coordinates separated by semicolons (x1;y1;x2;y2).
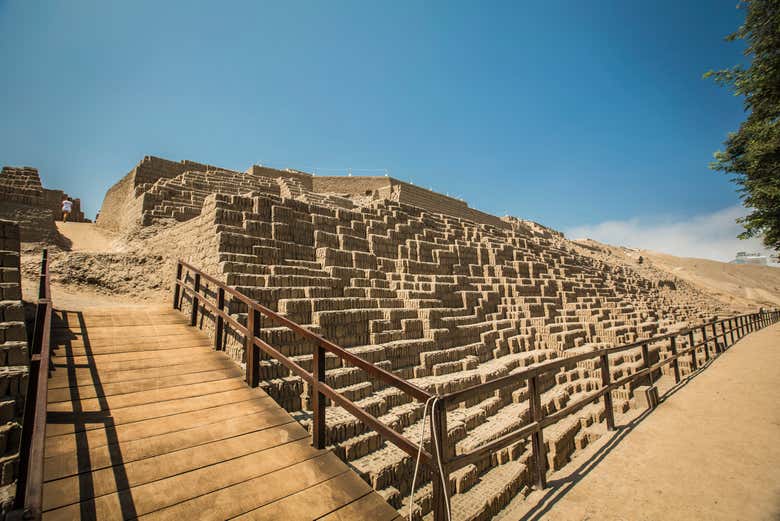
246;165;314;190
0;221;29;515
312;176;392;196
0;167;59;242
312;175;508;229
97;156;232;232
393;180;509;229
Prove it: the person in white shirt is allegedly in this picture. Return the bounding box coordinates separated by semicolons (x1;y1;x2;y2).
62;198;73;222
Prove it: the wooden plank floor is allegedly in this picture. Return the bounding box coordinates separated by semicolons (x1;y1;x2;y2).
43;305;401;521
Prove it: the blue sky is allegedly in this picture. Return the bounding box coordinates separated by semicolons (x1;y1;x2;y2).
0;1;758;259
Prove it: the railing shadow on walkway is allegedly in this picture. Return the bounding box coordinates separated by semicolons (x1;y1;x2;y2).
47;309;138;519
517;330;761;521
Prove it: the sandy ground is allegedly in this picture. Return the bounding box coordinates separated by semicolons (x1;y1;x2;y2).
55;221;122;252
500;323;780;521
21;222;169;305
643;251;780;309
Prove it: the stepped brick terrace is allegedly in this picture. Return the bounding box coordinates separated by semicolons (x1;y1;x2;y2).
3;155;778;520
101;156;736;519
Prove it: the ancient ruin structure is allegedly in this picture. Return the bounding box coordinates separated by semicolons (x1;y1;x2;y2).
0;221;28;514
0;167;86;242
93;156;735;519
97;156;503;232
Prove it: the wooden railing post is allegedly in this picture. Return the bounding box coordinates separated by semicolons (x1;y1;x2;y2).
38;248;48;300
214;287;225;351
528;375;547;489
688;330;698;372
173;262;182;309
729;318;736;345
246;305;260;387
431;400;451;521
739;316;745;337
312;342;327;449
641;343;653;385
190;273;200;326
600;354;615;431
669;336;680;384
711;322;721;354
701;327;710;362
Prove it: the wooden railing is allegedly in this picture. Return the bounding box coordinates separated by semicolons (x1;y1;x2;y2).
174;259;778;521
13;249;53;520
173;261;437;472
436;308;779;494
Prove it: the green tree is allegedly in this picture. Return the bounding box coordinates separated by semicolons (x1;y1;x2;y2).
705;0;780;251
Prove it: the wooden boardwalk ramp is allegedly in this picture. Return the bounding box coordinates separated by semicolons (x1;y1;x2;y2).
43;305;401;521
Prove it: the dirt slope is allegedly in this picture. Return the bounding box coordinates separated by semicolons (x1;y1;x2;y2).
55;221;122;252
642;250;780;309
574;239;780;310
22;222;170;304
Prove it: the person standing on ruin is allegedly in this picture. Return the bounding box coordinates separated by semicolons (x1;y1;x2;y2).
61;197;73;222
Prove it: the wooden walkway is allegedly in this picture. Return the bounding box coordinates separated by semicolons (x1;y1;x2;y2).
43;305;401;521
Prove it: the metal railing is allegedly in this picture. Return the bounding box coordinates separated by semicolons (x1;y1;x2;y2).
174;259;778;521
13;249;53;520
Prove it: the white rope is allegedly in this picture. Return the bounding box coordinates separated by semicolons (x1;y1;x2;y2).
408;397;452;521
408;396;434;521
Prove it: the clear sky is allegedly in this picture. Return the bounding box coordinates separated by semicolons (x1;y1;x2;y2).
0;1;763;260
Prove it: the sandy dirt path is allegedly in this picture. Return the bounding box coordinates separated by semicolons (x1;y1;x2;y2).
55;221;120;252
501;323;780;521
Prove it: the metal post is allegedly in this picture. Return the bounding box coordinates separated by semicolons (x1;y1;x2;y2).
312;342;326;449
173;262;182;309
600;354;615;431
669;337;680;384
215;287;225;351
528;375;547;489
190;273;200;326
431;400;451;521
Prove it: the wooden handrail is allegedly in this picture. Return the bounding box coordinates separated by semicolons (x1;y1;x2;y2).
442;308;778;483
13;249;53;520
174;260;434;469
174;259;778;521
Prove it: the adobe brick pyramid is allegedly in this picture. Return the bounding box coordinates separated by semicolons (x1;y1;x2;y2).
99;156;730;520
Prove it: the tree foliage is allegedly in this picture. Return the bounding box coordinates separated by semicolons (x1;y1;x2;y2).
705;0;780;251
